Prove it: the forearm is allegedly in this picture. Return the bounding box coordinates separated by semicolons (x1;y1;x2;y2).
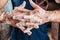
0;0;8;9
46;10;60;22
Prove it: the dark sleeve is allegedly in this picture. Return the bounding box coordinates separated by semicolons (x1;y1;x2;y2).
11;0;23;8
11;0;35;10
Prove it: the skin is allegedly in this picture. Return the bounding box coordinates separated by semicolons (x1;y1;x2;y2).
51;10;60;22
0;0;60;35
20;0;60;22
12;0;49;35
0;0;8;9
0;0;47;35
55;0;60;3
14;0;60;34
0;1;27;26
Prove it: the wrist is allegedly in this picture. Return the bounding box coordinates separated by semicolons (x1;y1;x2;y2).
47;11;57;22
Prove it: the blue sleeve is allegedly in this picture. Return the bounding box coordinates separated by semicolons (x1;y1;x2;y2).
12;0;35;10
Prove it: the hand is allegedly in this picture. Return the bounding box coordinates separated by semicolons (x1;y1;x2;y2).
0;11;6;22
14;0;49;25
13;0;50;35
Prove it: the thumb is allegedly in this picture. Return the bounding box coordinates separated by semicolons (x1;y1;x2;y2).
14;1;26;11
29;0;40;9
19;1;26;8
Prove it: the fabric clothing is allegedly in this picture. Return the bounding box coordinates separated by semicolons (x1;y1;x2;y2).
11;0;50;40
0;0;13;29
0;0;13;40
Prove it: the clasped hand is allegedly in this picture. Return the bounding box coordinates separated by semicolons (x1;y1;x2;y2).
11;0;50;35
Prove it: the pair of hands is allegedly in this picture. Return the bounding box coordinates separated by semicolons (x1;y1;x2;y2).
12;0;50;35
0;0;49;35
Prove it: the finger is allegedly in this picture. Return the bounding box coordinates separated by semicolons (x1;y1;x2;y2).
29;0;46;13
16;22;26;31
26;22;35;27
18;1;26;8
29;0;40;9
14;1;26;10
0;12;6;21
23;28;32;35
13;16;25;21
16;8;31;13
